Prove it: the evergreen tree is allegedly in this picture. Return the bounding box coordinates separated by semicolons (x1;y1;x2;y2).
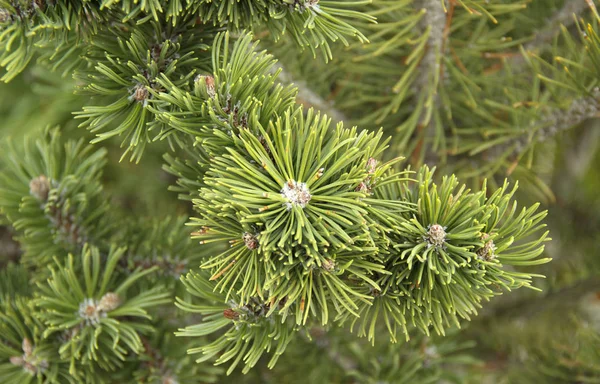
0;0;598;383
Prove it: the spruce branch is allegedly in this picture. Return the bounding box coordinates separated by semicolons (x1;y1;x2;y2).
171;33;551;369
74;18;214;162
472;13;600;167
176;271;296;375
133;331;223;383
188;0;374;61
339;166;550;343
0;3;564;379
156;31;298;156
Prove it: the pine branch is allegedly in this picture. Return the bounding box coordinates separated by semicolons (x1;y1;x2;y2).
501;276;600;320
485;90;600;163
523;0;591;52
308;327;357;371
507;0;592;71
273;62;347;122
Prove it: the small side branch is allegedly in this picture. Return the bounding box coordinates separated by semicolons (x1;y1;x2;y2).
273;63;347;123
508;1;591;70
486;91;600;162
309;327;357;372
0;226;20;266
480;276;600;322
523;0;591;52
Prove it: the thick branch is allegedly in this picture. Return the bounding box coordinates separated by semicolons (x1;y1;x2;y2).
414;0;446;96
413;0;448;164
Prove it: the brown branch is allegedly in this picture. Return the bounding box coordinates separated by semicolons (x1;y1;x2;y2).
0;226;21;267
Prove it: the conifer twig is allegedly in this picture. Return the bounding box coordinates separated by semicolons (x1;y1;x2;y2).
486;90;600;162
309;327;357;372
273;62;347;123
508;0;590;70
523;0;590;52
479;276;600;322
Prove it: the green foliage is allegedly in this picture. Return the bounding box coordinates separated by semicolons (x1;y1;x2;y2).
516;318;600;383
35;244;171;374
157;31;298;155
165;31;550;375
3;0;597;382
0;262;30;297
187;0;374;59
337;166;549;343
74;18;215;162
0;130;112;268
176;270;295;375
121;215;207;282
132;327;223;383
0;297;75;384
0;0;105;82
184;104;408;323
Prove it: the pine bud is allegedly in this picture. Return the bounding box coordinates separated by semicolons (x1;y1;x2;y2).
355;181;370;194
195;75;216;99
162;376;179;384
23;362;37;375
321;258;336;272
22;338;33;357
242;232;259;250
78;298;103;325
366;157;378;174
132;84;149;103
292;0;320;11
477;233;496;261
9;356;24;366
316;168;324;179
0;8;10;23
98;292;121;312
426;224;446;247
281;180;311;210
29;175;50;202
223;308;239;320
370;287;381;297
